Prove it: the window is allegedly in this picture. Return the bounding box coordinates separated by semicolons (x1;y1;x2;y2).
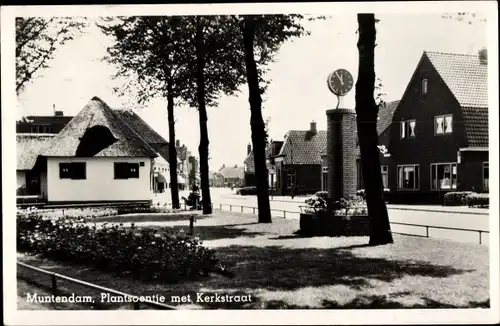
483;162;489;191
400;120;416;139
422;78;428;95
435;114;453;135
397;165;419;190
430;163;457;190
287;170;296;189
322;167;328;191
59;162;86;180
30;125;39;133
140;162;145;167
381;165;389;189
114;163;140;179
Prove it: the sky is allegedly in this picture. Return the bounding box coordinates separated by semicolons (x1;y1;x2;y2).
16;13;487;171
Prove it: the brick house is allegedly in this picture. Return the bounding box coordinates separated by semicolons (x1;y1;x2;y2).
16;109;73;134
356;50;488;204
270;122;327;195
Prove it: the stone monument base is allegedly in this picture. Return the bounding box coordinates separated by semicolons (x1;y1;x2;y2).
299;212;370;237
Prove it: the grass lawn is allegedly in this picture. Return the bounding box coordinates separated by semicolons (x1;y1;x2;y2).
17;211;490;309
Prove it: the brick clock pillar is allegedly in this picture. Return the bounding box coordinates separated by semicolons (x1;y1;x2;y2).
326;108;357;206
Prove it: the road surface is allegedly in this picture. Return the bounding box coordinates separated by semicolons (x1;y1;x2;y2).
154;187;490;245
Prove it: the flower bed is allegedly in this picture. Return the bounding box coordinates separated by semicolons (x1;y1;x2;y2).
17;213;218;282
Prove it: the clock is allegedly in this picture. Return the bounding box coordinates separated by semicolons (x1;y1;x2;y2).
327;69;354;96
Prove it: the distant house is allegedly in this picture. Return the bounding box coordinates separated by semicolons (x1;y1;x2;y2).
244;143;280;188
16;134;55;196
27;97;162;204
357;50;488;203
209;171;224;187
269;122;327;195
219;164;245;187
16;109;73;134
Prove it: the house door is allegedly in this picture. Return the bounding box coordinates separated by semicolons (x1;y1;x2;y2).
25;171;40;195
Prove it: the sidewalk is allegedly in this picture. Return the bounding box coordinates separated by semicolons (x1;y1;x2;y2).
223;194;489;215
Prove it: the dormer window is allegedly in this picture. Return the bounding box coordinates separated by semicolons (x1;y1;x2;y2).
422;78;428;95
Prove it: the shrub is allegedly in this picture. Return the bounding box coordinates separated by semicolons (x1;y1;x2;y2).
356;188;390;199
16;185;29;196
237;186;257;196
304;194;368;216
17;214;218;282
314;191;328;201
466;193;489;207
443;191;474;206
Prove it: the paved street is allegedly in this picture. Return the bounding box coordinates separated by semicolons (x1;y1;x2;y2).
154;187;489;245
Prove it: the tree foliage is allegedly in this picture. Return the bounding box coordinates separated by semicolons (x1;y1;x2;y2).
16;17;87;94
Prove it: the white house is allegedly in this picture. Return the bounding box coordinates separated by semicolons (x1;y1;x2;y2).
30;97;160;204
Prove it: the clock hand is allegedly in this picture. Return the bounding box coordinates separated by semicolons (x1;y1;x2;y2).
335;71;344;85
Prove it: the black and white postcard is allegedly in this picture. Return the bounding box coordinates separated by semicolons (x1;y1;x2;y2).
2;1;499;325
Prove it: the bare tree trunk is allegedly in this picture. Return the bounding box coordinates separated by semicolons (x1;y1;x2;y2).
355;14;393;245
166;88;180;209
195;17;212;215
242;17;272;223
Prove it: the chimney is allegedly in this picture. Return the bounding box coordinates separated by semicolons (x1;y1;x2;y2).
53;104;56;115
310;121;317;135
478;48;487;64
54;111;64;116
247;143;251;155
176;140;180;147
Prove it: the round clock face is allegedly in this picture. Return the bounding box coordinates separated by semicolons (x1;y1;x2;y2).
327;69;354;96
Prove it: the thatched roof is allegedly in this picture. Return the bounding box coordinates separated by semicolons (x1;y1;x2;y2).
113;109;167;145
40;97;157;158
17;134;55;170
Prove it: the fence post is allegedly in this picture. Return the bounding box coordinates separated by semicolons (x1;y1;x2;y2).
51;274;57;296
230;205;232;212
283;210;286;218
220;203;222;210
253;207;255;215
241;206;243;213
479;231;482;245
426;226;429;238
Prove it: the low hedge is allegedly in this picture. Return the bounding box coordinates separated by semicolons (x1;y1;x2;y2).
443;191;474;206
466;193;489;207
236;186;257;195
17;214;218;282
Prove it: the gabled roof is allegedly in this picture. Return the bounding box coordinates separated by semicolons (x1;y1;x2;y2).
425;51;488;147
377;100;400;135
40;97;157;157
113;109;167;145
278;130;327;165
17;134;55;170
219;165;244;179
425;51;487;108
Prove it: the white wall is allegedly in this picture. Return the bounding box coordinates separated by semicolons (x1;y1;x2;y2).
47;157;152;202
17;171;26;189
